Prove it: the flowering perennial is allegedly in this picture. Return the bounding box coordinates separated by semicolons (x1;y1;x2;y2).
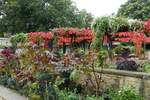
28;32;53;48
114;32;150;56
53;28;94;45
144;19;150;33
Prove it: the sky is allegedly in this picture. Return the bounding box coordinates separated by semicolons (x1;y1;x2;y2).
72;0;128;17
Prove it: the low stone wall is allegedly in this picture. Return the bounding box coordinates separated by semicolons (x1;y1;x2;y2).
94;69;150;99
0;38;11;46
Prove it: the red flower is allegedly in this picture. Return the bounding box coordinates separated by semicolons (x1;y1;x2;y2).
28;32;53;48
53;28;66;36
67;28;78;35
52;28;94;46
144;19;150;33
114;32;146;43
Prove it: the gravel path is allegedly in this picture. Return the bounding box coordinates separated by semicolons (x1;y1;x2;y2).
0;85;27;100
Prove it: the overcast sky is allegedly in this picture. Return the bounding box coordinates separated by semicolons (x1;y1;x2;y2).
72;0;128;17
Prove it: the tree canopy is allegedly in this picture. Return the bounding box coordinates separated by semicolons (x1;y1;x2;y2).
0;0;93;34
117;0;150;20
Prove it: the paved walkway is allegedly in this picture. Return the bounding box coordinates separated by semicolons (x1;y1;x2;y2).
0;85;27;100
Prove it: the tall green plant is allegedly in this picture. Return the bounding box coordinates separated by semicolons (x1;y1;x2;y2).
91;16;130;50
70;49;107;97
91;16;110;49
10;33;27;51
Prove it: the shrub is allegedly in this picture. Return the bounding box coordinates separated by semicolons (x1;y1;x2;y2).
113;46;124;55
0;47;19;75
10;33;27;51
0;75;9;86
142;62;150;73
116;60;139;71
107;86;144;100
113;46;130;58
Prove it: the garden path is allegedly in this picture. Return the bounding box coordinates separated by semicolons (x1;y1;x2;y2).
0;85;27;100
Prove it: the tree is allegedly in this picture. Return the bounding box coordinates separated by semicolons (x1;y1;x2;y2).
117;0;150;20
76;9;93;28
0;0;93;34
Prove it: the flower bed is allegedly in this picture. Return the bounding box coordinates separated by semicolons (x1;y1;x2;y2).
0;26;148;99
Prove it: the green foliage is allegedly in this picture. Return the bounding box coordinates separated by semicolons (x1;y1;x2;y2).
6;77;17;89
35;71;50;80
29;82;58;100
97;50;107;67
110;17;129;32
0;28;146;100
57;89;103;100
92;16;110;37
91;16;145;50
10;33;27;51
0;0;93;34
70;69;83;82
108;86;144;100
0;75;9;86
86;96;104;100
117;0;150;20
91;38;102;50
91;16;110;49
58;90;80;100
76;10;94;28
91;16;129;36
113;45;125;54
129;20;144;31
143;62;150;73
0;45;5;49
91;16;130;49
30;94;41;100
129;46;135;54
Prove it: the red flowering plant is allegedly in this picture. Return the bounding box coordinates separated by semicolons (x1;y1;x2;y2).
53;28;76;45
0;48;19;75
114;32;150;57
76;28;94;43
28;32;53;48
0;32;55;85
3;32;58;85
53;28;94;45
144;19;150;35
53;28;94;53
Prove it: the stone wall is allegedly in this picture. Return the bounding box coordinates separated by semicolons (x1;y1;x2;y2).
94;69;150;99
